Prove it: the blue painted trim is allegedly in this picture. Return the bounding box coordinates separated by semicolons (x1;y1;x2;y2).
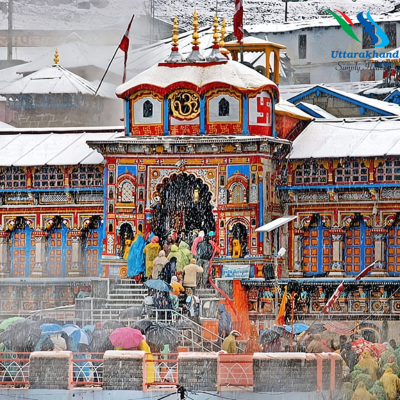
295;103;326;118
125;100;130;136
10;227;33;277
242;95;249;135
387;226;400;276
272;97;277;137
287;86;395;117
103;166;107;240
384;91;400;103
200;96;206;135
277;182;400;191
163;98;169;136
258;180;263;243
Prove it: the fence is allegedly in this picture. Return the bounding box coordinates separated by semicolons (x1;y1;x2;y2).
0;352;30;387
217;354;253;389
145;353;178;388
70;352;104;387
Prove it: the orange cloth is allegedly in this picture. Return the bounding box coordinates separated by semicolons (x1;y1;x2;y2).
275;285;287;326
170;281;184;296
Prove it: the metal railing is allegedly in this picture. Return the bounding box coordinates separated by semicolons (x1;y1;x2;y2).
145;353;178;387
71;352;104;387
217;354;253;389
0;352;30;387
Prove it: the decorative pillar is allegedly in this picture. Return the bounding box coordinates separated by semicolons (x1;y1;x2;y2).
370;228;388;277
0;231;10;278
31;229;48;278
290;229;304;278
273;49;280;85
328;228;346;277
67;228;84;277
328;160;333;184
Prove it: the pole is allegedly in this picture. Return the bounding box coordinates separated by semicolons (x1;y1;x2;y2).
7;0;12;60
94;45;120;96
240;44;244;63
285;0;288;22
274;229;279;318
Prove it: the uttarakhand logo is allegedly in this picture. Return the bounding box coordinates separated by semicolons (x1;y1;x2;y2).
323;9;389;48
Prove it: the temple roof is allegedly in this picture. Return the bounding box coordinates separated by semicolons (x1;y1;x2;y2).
116;60;279;99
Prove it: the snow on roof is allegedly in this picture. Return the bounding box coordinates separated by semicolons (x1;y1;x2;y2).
0;128;123;166
275;99;313;121
288;85;400;116
246;12;400;34
0;121;15;129
296;102;336;119
289;117;400;159
116;60;279;99
0;64;108;97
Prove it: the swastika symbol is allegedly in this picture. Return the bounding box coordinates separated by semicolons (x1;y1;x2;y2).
256;97;271;124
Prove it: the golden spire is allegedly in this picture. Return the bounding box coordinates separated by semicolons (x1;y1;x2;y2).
219;18;226;48
192;10;200;48
53;48;59;65
172;17;179;48
212;14;220;48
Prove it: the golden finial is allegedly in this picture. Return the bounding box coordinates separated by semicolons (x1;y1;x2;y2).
219;18;226;48
212;14;220;47
192;10;200;48
172;17;179;48
53;48;59;65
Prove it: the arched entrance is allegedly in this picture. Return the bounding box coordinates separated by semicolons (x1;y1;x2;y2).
228;221;248;257
152;173;215;240
118;222;135;258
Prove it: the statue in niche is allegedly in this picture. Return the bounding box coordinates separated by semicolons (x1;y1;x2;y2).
143;100;153;118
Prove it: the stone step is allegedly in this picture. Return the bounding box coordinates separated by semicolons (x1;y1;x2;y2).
108;294;147;299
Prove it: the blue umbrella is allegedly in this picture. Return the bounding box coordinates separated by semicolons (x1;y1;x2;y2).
70;329;90;346
285;323;309;335
41;323;63;335
144;279;172;292
82;325;95;333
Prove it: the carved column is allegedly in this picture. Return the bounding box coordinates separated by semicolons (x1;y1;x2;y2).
31;229;48;278
0;231;10;278
290;229;304;278
370;228;388;277
67;228;84;277
328;228;346;277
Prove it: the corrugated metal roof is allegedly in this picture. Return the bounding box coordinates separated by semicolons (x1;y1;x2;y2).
0;129;123;166
289;117;400;159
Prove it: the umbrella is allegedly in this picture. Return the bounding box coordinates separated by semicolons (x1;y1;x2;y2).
258;326;286;345
1;319;41;352
0;317;24;331
145;322;179;347
70;329;90;346
305;324;326;335
144;279;172;292
62;324;80;336
119;306;143;320
41;323;63;335
102;320;125;332
82;325;95;333
109;327;144;349
285;323;309;335
133;319;154;334
88;328;114;352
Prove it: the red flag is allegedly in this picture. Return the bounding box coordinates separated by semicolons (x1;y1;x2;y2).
119;14;135;83
323;280;344;314
355;261;376;281
233;0;243;42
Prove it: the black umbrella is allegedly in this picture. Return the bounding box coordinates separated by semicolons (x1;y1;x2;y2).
133;319;154;334
144;279;172;292
119;306;143;320
145;322;179;347
88;328;114;352
305;324;326;334
1;319;41;352
102;320;125;332
258;325;286;345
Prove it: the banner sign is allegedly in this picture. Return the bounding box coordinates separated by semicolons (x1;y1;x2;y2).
221;265;250;279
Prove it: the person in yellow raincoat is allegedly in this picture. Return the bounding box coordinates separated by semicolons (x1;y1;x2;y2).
380;365;400;400
143;236;161;278
351;381;376;400
221;330;241;353
356;351;379;382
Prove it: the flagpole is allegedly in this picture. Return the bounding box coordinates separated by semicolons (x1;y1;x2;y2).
94;46;120;96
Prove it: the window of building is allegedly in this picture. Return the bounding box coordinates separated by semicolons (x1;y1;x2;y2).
295;162;327;185
340;70;351;82
0;167;26;188
71;166;103;187
335;161;368;183
376;160;400;182
230;182;244;203
218;98;230;116
121;181;134;203
294;73;310;84
298;35;307;59
385;23;397;48
362;27;376;49
33;166;63;188
143;100;153;118
387;225;400;275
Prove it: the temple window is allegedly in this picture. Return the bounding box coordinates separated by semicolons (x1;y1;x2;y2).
231;182;244;203
33;166;63;188
121;181;134;203
71;166;103;187
387;225;400;275
295;162;327;185
219;98;230;116
376;160;400;182
0;167;26;188
143;100;153;118
335;161;368;183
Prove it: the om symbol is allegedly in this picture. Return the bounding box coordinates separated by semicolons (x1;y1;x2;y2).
169;90;200;120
